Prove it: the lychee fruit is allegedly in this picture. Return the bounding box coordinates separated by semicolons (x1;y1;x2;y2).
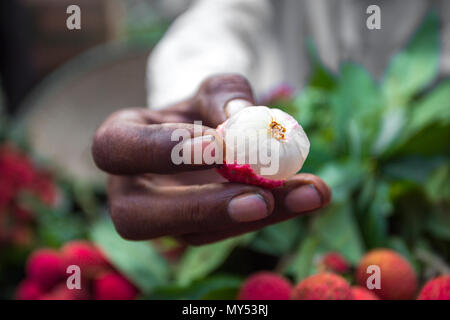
318;252;350;274
216;106;309;189
291;273;353;300
237;272;292;300
417;275;450;300
355;249;417;300
93;272;138;300
351;286;380;300
26;248;65;290
40;283;89;300
15;280;43;300
61;241;110;278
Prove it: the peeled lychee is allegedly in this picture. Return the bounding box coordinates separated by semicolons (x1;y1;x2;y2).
238;272;292;300
93;272;138;300
216;106;309;189
318;252;350;274
351;286;379;300
291;273;353;300
26;248;65;290
417;275;450;300
61;241;110;278
15;280;43;300
355;249;417;300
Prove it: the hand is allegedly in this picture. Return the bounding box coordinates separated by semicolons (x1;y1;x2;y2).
92;74;331;245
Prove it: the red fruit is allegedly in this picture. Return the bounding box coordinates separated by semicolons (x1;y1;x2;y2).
238;272;292;300
216;163;284;189
61;241;110;277
15;280;43;300
0;145;56;209
93;272;138;300
26;249;65;290
319;252;350;274
292;273;353;300
417;275;450;300
0;146;36;194
40;283;89;300
351;286;379;300
355;249;417;300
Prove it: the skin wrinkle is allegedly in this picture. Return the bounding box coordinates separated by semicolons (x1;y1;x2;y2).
94;74;331;245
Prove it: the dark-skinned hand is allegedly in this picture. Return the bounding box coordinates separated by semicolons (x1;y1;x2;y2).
92;74;331;245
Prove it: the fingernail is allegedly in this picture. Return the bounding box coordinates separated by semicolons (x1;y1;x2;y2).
228;193;269;222
285;184;322;213
225;99;252;117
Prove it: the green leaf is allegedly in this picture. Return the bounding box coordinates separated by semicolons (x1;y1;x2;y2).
386;81;450;156
90;218;169;294
425;164;450;204
408;80;450;134
293;88;331;129
330;63;381;153
372;108;407;155
175;234;253;286
360;181;392;248
249;219;304;256
311;203;364;264
288;236;320;281
149;275;242;300
317;160;369;202
382;12;439;107
23;195;86;248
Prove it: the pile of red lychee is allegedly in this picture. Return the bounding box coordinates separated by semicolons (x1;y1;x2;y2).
15;240;138;300
237;249;449;300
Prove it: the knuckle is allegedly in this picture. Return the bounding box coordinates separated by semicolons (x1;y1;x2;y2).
201;74;252;96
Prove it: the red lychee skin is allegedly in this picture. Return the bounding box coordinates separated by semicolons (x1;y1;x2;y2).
355;249;417;300
351;286;380;300
319;252;350;274
238;272;292;300
15;280;43;300
417;275;450;300
26;249;65;291
292;273;353;300
216;163;284;189
61;241;111;278
93;272;138;300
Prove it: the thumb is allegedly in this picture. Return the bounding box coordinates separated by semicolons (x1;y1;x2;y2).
194;74;255;127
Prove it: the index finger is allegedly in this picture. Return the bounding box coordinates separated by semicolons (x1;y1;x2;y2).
92;108;223;175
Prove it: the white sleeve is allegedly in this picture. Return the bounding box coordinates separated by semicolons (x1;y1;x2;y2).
146;0;283;109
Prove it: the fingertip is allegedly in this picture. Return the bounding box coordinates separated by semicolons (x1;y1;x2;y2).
312;178;332;206
282;173;332;208
224;99;253;117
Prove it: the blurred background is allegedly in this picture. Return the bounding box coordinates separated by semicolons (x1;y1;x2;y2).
1;0;193;183
0;0;449;300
